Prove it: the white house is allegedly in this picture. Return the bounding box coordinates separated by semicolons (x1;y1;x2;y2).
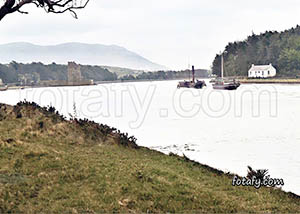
248;64;276;78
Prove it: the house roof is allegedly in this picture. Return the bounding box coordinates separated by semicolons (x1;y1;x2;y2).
249;64;275;72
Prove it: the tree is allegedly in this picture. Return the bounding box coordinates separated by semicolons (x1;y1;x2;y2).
211;25;300;77
0;0;90;21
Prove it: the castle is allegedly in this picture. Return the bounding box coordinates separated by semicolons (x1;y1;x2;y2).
68;62;82;84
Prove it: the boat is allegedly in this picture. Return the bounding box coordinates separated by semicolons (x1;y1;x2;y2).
212;53;240;90
213;78;240;90
209;78;216;83
177;66;206;89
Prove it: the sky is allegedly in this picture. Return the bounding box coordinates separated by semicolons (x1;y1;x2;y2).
1;0;300;70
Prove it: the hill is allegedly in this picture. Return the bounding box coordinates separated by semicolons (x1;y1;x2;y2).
102;65;143;77
0;102;299;212
0;42;167;71
212;25;300;78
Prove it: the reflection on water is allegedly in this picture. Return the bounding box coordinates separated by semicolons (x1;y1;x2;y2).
0;80;299;195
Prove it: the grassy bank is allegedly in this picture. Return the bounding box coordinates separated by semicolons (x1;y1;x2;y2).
238;78;300;84
0;102;299;213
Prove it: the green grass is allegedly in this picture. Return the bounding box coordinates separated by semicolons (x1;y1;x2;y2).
0;102;299;213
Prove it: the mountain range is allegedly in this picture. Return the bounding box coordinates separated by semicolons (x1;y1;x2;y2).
0;42;167;71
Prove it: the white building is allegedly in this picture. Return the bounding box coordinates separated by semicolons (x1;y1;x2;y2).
248;64;276;78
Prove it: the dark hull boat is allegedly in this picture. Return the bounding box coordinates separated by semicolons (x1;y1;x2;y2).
177;79;206;89
177;66;206;89
194;80;206;89
212;82;240;90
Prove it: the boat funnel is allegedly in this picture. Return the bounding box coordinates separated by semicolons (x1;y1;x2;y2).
192;65;195;83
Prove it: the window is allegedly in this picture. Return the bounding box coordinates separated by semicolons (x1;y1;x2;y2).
268;70;270;75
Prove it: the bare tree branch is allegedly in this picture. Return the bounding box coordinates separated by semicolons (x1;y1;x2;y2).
0;0;90;21
17;9;28;14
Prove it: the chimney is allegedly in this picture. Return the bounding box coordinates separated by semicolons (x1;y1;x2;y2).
192;65;195;83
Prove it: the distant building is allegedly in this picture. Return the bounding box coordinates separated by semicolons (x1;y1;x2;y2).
248;64;276;78
66;62;93;86
68;62;82;84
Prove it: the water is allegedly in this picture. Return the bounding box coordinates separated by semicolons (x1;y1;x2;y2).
0;80;299;195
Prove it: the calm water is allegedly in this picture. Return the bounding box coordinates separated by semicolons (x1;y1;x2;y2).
0;80;299;195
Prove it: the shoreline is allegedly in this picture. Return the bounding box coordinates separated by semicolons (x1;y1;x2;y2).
0;102;300;212
0;101;299;198
238;78;300;84
94;77;211;85
151;147;300;197
3;78;209;91
5;78;300;91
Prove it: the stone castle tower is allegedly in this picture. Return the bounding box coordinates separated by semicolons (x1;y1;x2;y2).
68;62;82;84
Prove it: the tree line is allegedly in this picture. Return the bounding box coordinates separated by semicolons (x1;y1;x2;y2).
212;25;300;78
120;69;209;81
0;61;209;85
0;61;117;84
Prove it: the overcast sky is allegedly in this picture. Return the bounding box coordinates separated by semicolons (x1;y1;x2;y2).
1;0;300;70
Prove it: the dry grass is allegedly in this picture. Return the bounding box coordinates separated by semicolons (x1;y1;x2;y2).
0;102;299;213
239;78;300;84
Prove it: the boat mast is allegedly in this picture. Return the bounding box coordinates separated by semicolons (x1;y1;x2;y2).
221;53;224;79
188;57;191;81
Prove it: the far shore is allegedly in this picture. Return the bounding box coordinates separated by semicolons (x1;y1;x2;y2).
3;77;300;92
238;78;300;84
3;77;210;91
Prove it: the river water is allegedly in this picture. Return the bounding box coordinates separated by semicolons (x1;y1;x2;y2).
0;80;299;195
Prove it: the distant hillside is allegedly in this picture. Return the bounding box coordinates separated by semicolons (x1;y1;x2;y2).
102;66;144;77
212;25;300;77
0;42;167;71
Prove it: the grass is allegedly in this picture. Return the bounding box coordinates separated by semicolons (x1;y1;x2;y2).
0;102;299;213
238;78;300;84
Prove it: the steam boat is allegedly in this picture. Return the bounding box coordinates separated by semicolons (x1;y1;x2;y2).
177;66;206;89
